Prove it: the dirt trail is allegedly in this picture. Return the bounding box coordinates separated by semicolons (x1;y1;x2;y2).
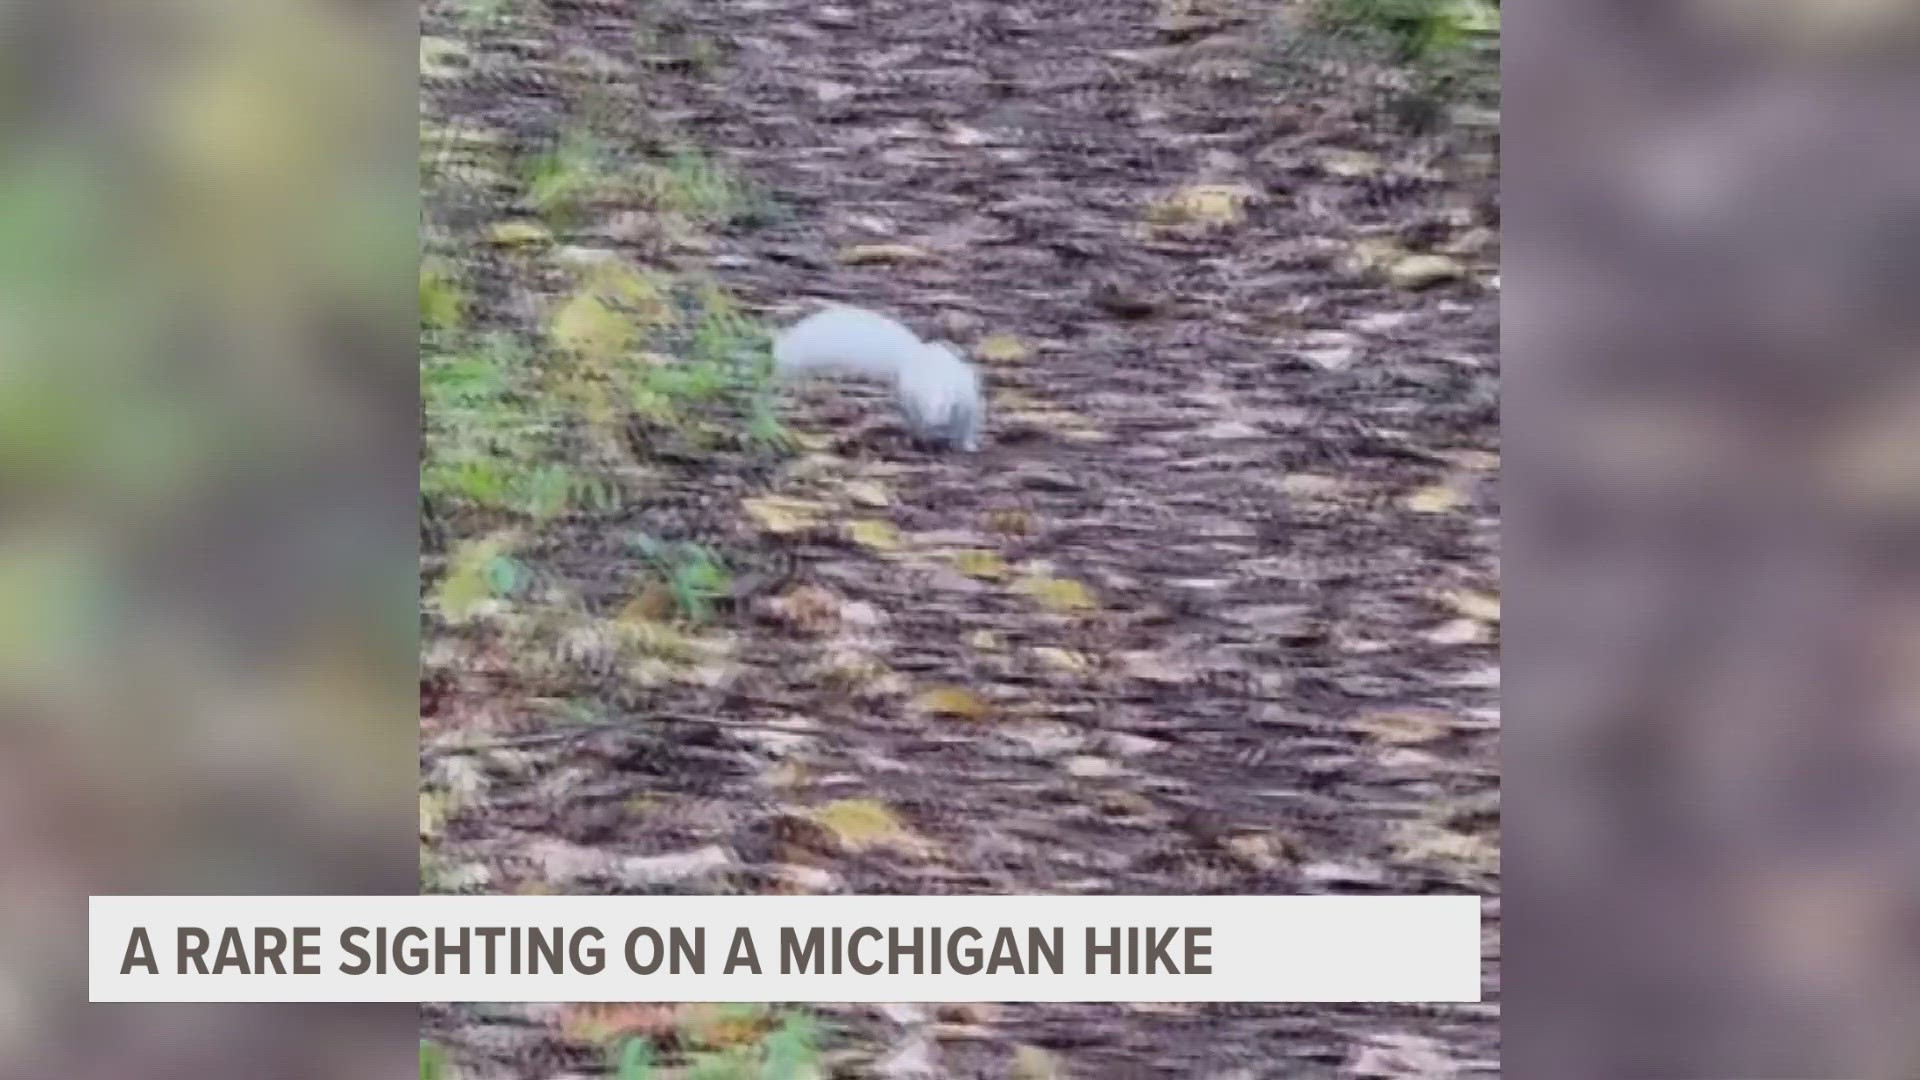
424;0;1498;1075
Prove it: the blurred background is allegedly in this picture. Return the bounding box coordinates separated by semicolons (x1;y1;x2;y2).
7;0;1920;1073
0;0;418;1076
1508;0;1920;1076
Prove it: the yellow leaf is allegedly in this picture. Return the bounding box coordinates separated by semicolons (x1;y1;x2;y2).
966;630;1006;652
809;799;911;851
433;532;518;623
743;497;825;535
1404;483;1465;514
1444;589;1501;623
915;686;993;720
839;242;934;265
988;509;1035;536
583;262;673;326
1149;183;1258;228
487;219;552;247
551;291;637;362
1388;254;1466;290
843;480;891;508
679;1004;777;1050
1032;647;1092;674
848;519;902;552
419;260;465;330
1017;574;1098;613
1318;148;1385;177
419;791;451;839
1003;402;1110;443
976;333;1030;364
952;549;1010;580
1394;822;1499;874
1354;708;1454;746
1012;1045;1064;1080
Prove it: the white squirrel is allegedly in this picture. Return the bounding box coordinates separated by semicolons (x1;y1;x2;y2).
771;305;985;452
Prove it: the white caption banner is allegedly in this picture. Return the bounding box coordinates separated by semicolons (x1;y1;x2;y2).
90;894;1482;1003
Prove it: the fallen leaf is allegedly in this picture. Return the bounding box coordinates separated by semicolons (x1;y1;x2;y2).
915;686;993;720
1031;647;1093;674
550;292;636;361
419;791;450;839
1016;574;1098;614
487;219;552;247
809;799;913;852
767;584;845;634
1389;253;1466;290
813;647;892;691
976;333;1030;364
952;549;1010;580
1347;237;1405;273
843;480;892;508
1318;148;1385;177
743;496;826;535
1445;448;1501;471
840;242;934;265
966;630;1006;652
432;531;520;623
1444;589;1501;623
849;519;903;552
1424;618;1490;646
1224;831;1294;871
1403;483;1465;514
1354;708;1455;746
419;260;465;330
1149;183;1258;228
987;509;1035;536
1394;822;1498;875
1011;1045;1064;1080
680;1003;778;1050
560;1002;684;1045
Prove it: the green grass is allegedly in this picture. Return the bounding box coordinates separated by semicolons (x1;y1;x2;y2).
421;332;619;521
630;535;732;624
420;1040;451;1080
1283;0;1500;133
1310;0;1499;65
611;1008;823;1080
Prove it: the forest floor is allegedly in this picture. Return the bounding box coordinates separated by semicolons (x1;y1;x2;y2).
420;0;1499;1075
